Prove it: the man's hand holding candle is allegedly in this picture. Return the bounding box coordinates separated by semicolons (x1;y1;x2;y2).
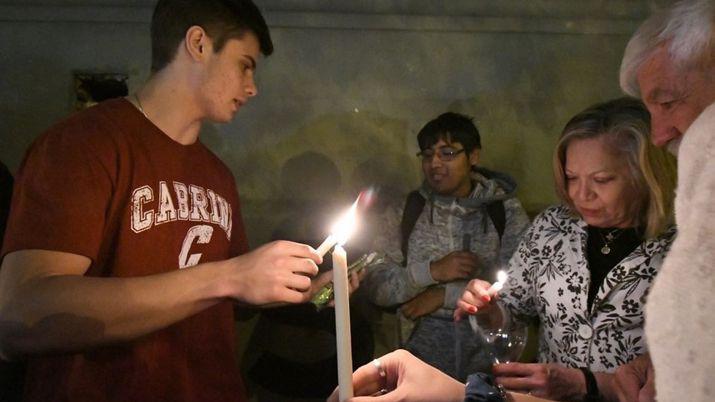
226;240;322;306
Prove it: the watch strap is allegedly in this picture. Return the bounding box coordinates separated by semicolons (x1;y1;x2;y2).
464;373;506;402
579;367;601;401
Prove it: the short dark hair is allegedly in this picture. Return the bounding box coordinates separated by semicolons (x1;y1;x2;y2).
150;0;274;73
417;112;482;154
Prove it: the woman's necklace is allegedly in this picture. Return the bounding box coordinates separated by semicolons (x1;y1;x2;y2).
133;93;150;120
598;228;624;255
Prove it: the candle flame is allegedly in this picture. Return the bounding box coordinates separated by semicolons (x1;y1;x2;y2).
331;197;359;246
496;270;508;284
356;187;376;212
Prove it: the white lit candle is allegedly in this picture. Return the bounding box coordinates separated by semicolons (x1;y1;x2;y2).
315;234;336;257
320;195;364;401
332;243;353;401
469;270;509;333
487;270;508;295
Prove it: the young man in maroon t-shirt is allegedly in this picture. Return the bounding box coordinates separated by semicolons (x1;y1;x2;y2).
0;1;335;401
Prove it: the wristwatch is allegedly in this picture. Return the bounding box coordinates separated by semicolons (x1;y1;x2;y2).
464;373;506;402
579;367;601;401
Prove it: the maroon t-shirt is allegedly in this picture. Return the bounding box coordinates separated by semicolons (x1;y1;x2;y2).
2;98;249;402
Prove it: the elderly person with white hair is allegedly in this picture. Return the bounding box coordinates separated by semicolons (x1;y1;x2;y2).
455;97;676;402
613;1;715;402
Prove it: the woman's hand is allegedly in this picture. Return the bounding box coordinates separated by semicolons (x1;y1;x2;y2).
454;278;494;320
493;362;585;401
326;349;465;402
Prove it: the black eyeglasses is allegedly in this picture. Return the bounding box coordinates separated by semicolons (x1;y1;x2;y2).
417;147;466;162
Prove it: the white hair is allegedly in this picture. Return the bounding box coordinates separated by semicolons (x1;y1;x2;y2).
620;0;715;97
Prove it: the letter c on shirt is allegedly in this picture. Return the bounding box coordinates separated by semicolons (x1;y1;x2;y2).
179;224;214;269
131;185;154;233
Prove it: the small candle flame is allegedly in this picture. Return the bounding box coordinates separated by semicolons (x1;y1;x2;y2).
496;270;508;284
487;270;508;295
315;190;373;257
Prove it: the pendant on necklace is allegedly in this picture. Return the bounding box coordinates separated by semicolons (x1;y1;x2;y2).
601;244;611;255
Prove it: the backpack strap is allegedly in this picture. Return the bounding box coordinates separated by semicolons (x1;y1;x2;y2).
485;200;506;241
399;191;506;262
399;190;426;263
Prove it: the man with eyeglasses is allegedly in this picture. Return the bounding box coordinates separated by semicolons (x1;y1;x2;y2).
363;112;530;378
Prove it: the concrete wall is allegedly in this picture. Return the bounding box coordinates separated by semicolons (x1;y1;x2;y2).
0;0;673;247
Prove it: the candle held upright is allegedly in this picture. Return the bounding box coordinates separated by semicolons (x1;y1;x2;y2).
322;193;370;402
332;244;353;401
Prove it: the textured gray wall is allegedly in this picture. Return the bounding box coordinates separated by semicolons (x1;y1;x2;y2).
0;1;673;247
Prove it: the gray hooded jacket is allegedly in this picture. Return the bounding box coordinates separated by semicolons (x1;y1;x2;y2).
364;167;530;377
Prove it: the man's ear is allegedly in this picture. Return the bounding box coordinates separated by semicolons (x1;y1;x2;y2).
185;25;211;61
469;148;480;167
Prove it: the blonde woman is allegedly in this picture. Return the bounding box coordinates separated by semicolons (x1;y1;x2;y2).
457;97;676;402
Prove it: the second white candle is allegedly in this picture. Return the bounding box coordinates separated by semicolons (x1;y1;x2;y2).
332;244;354;402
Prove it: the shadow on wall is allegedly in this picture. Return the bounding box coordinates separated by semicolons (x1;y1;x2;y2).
281;151;340;199
232;111;420;247
275;151;344;241
239;150;377;402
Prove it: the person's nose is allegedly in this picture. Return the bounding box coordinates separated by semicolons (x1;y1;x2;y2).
650;112;680;148
245;73;258;98
429;153;443;167
573;180;595;202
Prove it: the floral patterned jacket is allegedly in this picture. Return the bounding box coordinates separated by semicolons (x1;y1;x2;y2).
499;205;676;372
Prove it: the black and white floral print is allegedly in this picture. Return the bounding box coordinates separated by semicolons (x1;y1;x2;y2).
499;205;675;372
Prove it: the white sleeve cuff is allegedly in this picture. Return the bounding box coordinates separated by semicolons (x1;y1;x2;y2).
408;259;438;288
